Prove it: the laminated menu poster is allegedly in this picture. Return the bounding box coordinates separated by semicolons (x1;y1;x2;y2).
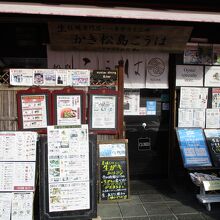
124;90;140;115
176;128;212;168
204;129;220;167
205;66;220;87
56;95;81;125
0;193;11;220
91;95;117;129
0;192;33;220
205;109;220;128
68;69;90;87
0;132;37;161
10;69;33;86
33;69;56;86
21;94;48;129
178;108;205;128
180;87;208;109
0;162;36;191
212;88;220;108
47;125;90;212
11;192;33;220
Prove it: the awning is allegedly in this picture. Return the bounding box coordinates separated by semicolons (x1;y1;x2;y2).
1;1;220;23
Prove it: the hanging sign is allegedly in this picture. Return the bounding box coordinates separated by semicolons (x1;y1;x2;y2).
48;22;192;52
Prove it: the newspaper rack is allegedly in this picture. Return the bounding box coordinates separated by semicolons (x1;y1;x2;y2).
196;180;220;211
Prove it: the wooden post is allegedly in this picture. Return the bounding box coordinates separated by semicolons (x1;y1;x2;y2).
117;60;124;139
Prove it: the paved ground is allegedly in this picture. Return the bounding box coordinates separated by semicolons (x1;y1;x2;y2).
97;179;220;220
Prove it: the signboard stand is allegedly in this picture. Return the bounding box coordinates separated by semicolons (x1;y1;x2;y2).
176;128;220;211
39;133;97;220
97;139;130;202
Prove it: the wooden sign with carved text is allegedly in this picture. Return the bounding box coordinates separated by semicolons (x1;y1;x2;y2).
48;22;192;52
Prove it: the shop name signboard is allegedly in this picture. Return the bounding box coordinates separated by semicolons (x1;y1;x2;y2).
48;22;192;52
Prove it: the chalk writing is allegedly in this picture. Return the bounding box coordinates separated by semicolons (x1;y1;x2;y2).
100;160;128;200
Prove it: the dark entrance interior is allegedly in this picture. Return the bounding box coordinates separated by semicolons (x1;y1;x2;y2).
125;89;170;179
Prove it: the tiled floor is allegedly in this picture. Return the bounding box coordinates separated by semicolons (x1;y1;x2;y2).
97;179;220;220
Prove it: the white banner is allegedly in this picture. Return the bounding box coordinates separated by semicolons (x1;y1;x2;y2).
47;46;169;89
145;53;169;88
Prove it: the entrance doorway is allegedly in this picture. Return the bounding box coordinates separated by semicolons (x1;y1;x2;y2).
125;89;170;179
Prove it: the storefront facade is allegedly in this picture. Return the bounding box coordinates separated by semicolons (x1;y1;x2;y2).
1;1;220;219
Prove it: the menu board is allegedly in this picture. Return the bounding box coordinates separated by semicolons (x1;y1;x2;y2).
20;94;48;129
180;87;208;109
98;139;129;201
0;132;37;161
204;129;220;167
176;128;212;168
100;159;128;201
47;125;90;212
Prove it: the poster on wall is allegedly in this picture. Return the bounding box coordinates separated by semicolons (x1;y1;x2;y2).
10;69;33;86
0;132;37;161
11;192;34;220
146;101;157;115
205;66;220;87
176;128;212;168
206;109;220;128
89;90;118;133
180;87;208;109
55;69;69;86
175;65;204;87
213;44;220;65
33;69;50;86
204;129;220;167
0;162;35;192
47;125;90;212
212;88;220;108
184;43;199;64
178;108;205;128
124;90;140;115
68;69;90;87
145;53;169;89
0;193;12;220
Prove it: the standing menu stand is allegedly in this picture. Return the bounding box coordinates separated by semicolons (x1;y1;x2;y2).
97;139;130;202
0;131;37;220
39;125;97;220
176;128;220;211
